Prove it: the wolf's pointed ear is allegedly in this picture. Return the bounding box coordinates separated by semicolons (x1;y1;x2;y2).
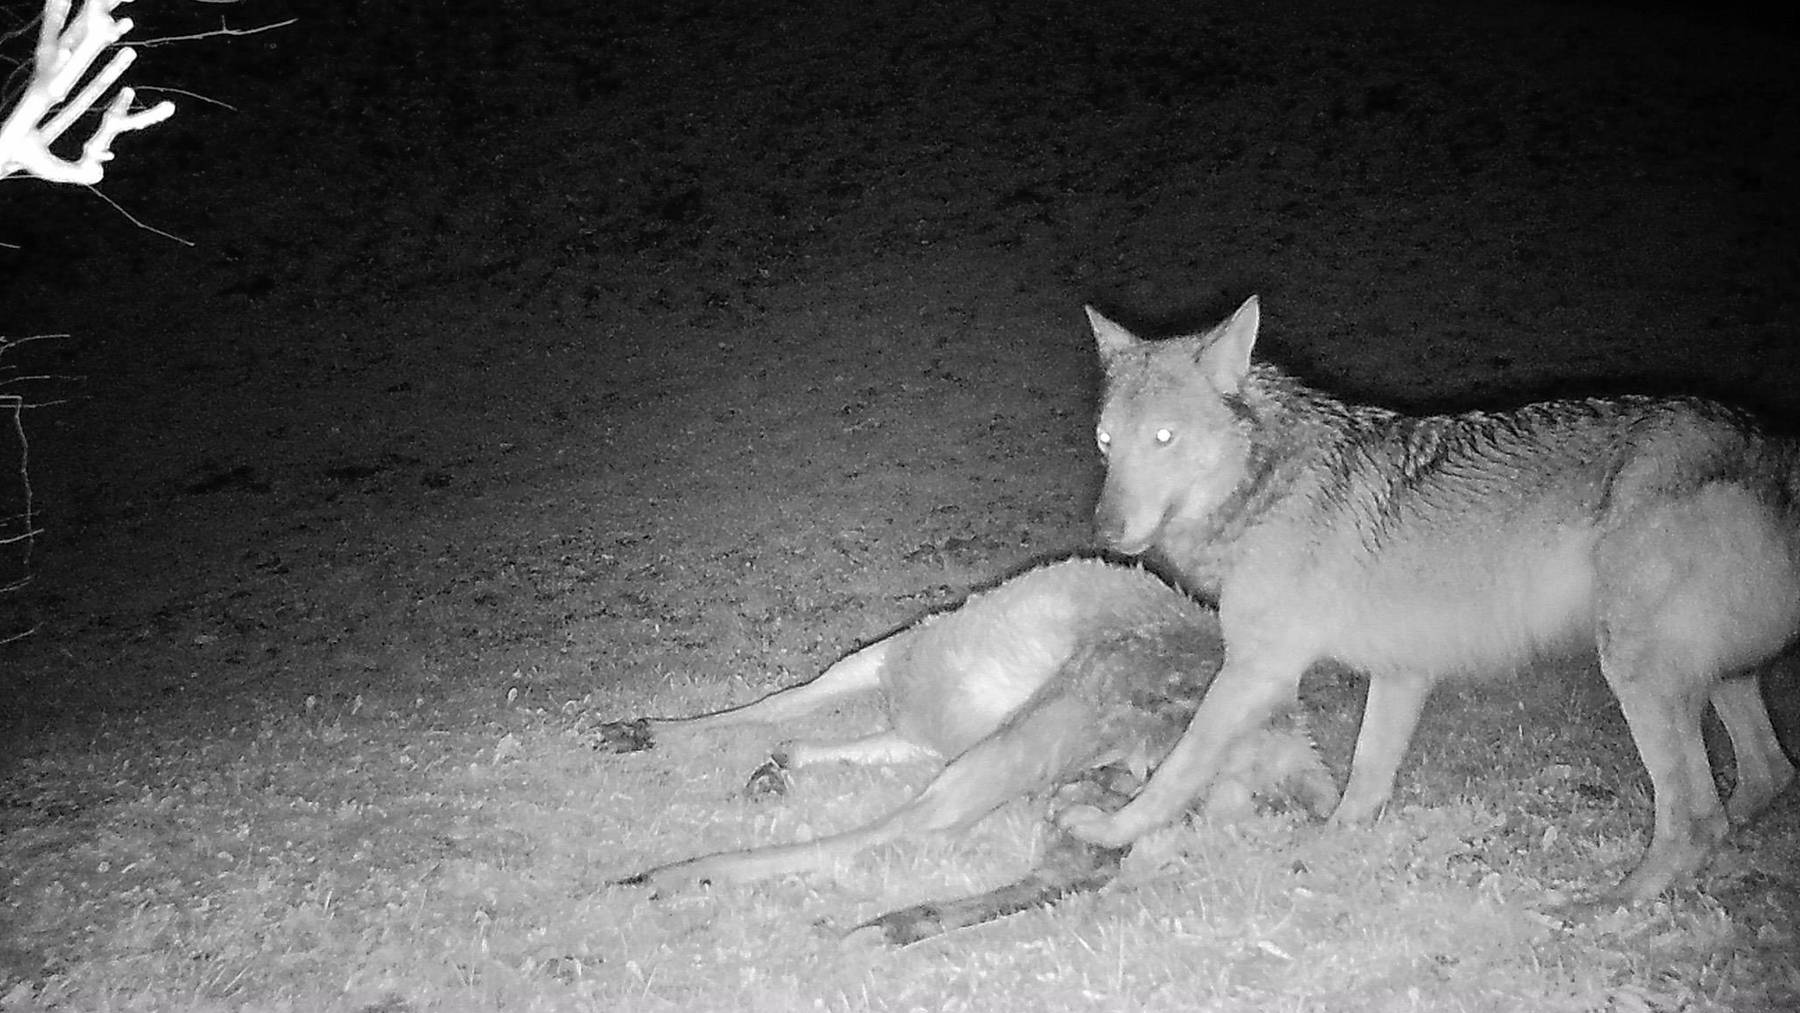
1087;306;1138;370
1199;295;1259;394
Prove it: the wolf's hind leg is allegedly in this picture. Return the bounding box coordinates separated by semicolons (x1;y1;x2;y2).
847;767;1136;946
1594;582;1728;902
1592;484;1800;902
1710;671;1796;823
1599;658;1720;902
595;638;895;753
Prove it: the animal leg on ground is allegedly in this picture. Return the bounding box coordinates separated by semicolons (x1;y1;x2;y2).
847;766;1139;946
1594;596;1728;904
1059;653;1305;848
1710;670;1797;823
779;729;941;769
594;638;895;752
1586;490;1795;904
743;729;942;799
1331;671;1434;825
1603;669;1721;902
613;695;1098;895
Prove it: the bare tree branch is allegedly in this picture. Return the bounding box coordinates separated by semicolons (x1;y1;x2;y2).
0;0;175;184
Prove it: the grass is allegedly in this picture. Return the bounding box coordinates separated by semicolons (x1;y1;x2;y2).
4;658;1795;1012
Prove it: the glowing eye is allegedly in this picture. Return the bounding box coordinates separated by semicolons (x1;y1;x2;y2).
1095;428;1111;452
1154;428;1173;444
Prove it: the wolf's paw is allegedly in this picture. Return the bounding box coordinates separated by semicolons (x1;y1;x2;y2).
743;754;793;799
593;718;655;753
1325;788;1390;827
1289;769;1342;821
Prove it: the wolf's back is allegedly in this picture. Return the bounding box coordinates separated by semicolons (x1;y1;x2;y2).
1111;351;1800;676
1268;392;1800;669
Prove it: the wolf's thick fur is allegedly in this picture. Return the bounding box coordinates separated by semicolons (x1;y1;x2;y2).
1061;295;1799;904
602;559;1336;937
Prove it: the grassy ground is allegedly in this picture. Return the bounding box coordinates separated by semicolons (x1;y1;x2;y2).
2;660;1796;1010
2;0;1798;1009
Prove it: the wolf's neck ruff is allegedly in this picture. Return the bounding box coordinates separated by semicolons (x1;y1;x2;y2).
1136;363;1369;598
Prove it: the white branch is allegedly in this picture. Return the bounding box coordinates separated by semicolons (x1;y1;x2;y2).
139;16;296;46
0;0;176;184
0;358;40;645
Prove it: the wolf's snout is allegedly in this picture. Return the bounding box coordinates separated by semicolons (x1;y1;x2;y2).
1094;492;1157;556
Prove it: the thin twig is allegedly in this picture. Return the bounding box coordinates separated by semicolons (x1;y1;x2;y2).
138;17;296;46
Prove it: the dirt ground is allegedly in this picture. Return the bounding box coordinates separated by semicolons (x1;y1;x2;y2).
1;0;1798;1004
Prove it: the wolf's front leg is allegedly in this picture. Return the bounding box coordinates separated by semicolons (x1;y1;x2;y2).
1060;655;1303;848
1330;670;1433;825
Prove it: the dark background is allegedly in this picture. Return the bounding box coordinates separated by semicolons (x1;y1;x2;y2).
2;0;1796;730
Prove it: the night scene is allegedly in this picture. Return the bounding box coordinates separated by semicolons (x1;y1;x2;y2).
1;0;1796;1009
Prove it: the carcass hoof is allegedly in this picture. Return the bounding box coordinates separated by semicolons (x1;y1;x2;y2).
743;755;792;799
593;718;655;754
844;902;951;947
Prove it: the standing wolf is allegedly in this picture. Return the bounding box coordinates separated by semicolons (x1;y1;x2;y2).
601;559;1336;941
1059;295;1798;904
